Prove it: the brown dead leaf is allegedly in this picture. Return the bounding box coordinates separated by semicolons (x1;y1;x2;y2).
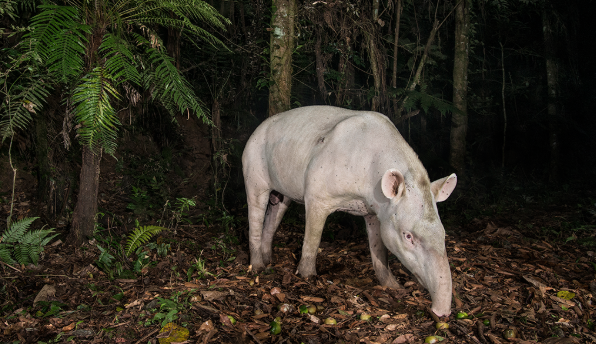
522;275;549;297
198;320;214;333
331;296;344;304
219;313;233;327
549;295;575;307
486;333;504;344
302;296;325;303
200;290;228;301
484;222;498;235
33;285;56;305
254;332;270;340
184;282;202;288
391;333;414;343
270;287;281;295
61;322;75;331
542;338;581;344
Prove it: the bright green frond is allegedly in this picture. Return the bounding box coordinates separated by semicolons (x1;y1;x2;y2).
125;225;167;256
72;67;121;155
25;5;89;82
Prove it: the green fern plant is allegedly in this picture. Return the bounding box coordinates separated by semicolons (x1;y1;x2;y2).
125;225;167;256
0;0;231;240
0;217;57;266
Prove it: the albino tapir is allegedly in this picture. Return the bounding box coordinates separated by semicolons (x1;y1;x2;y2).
242;106;456;316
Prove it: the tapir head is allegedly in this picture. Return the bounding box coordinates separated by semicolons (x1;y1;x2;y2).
379;169;457;317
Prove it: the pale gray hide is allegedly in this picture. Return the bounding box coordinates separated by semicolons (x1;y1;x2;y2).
242;106;457;316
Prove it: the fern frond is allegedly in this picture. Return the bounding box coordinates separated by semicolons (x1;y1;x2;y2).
16;243;31;265
119;0;229;48
26;5;89;82
72;67;121;155
125;225;166;256
96;244;115;270
0;79;50;140
143;47;210;124
100;33;141;86
0;245;16;265
1;217;38;243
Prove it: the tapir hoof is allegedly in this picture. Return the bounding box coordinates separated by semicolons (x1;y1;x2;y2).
250;261;266;273
296;260;317;278
379;277;402;289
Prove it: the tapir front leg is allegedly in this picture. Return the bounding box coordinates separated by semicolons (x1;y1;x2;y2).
296;201;331;278
261;192;292;265
365;215;401;288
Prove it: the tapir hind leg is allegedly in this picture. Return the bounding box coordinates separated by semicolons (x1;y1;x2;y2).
261;191;292;265
247;188;272;272
365;215;401;288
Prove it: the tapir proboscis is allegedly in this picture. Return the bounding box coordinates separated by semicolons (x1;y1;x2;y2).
242;106;457;316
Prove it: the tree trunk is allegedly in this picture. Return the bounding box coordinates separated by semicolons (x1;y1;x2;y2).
68;146;102;245
449;0;470;179
268;0;296;116
500;41;507;173
211;99;222;154
167;27;181;69
397;19;439;115
392;0;403;117
542;7;559;182
315;32;327;101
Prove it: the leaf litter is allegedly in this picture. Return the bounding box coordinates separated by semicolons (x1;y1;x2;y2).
1;209;595;343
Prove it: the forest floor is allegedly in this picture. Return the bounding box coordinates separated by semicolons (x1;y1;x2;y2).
2;187;596;344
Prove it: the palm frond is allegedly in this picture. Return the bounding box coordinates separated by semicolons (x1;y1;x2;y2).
71;67;121;155
125;225;166;256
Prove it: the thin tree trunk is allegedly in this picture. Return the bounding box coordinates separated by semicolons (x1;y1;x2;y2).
366;0;385;112
398;19;439;113
366;31;383;112
336;54;347;106
167;27;181;69
542;7;559;182
268;0;296;116
68;146;102;245
500;41;507;173
315;32;327;101
449;0;469;178
392;0;403;117
211;99;222;154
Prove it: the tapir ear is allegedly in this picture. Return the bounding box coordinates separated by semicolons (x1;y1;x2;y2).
381;169;405;199
431;173;457;202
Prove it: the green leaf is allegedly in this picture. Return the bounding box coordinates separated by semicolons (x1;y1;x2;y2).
125;226;167;256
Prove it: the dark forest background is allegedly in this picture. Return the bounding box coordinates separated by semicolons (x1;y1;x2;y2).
1;0;595;240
